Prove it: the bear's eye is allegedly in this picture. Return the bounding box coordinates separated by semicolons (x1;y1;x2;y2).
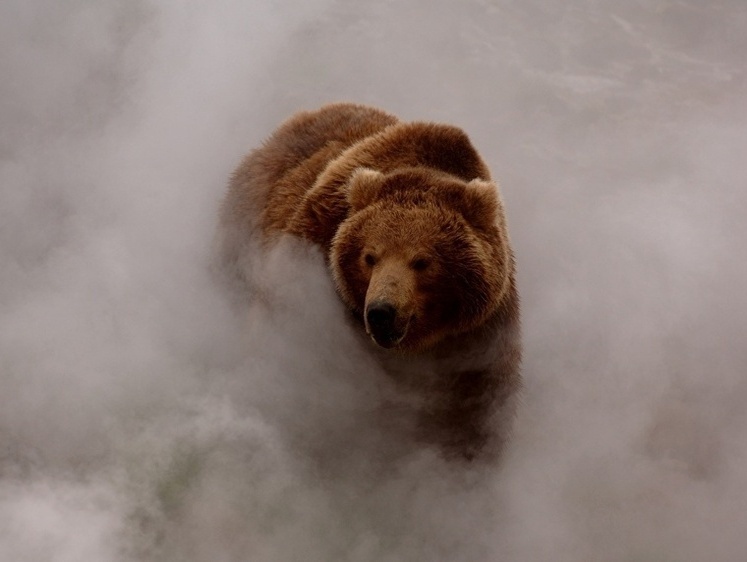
364;253;377;267
411;257;431;271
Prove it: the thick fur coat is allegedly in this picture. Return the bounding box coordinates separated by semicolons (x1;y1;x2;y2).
219;103;521;459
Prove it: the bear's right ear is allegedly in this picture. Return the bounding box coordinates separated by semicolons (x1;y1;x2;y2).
347;168;385;211
458;179;500;230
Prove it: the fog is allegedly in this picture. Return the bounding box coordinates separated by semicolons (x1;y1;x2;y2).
1;1;746;560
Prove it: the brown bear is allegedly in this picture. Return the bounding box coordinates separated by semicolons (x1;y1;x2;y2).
219;103;521;460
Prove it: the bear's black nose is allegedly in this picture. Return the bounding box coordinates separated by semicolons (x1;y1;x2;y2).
366;302;397;331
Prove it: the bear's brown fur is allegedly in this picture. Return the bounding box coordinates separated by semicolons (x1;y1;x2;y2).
219;103;521;459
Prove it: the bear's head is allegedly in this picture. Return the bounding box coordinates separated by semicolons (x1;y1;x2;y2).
330;167;512;352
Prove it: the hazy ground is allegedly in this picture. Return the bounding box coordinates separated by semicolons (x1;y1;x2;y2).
1;1;746;560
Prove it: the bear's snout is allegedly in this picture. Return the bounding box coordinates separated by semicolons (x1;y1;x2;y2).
365;301;407;348
366;302;396;329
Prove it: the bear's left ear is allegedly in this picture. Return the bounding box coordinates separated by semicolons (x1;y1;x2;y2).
458;179;500;230
347;168;385;211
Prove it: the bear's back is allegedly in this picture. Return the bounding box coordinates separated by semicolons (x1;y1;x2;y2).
221;104;398;239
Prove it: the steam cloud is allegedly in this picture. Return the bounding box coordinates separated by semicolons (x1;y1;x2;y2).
1;1;746;560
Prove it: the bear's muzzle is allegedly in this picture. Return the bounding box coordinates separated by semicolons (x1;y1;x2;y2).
365;301;410;348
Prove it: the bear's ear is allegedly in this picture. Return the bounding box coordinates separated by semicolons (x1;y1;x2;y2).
347;168;385;211
457;179;500;230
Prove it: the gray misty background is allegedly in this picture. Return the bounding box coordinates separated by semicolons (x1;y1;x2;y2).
1;1;746;560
